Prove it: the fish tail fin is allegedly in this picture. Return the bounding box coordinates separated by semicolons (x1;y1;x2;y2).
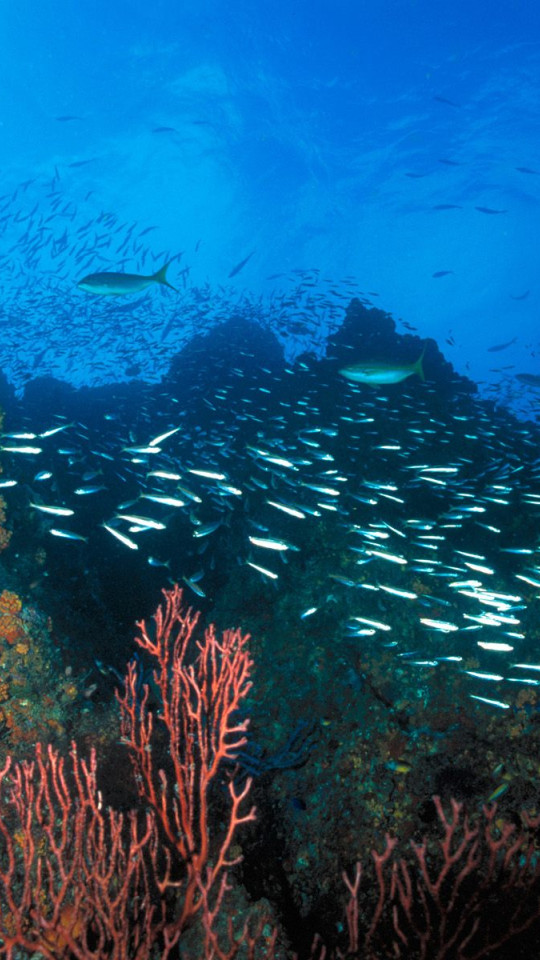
414;343;427;381
152;261;178;292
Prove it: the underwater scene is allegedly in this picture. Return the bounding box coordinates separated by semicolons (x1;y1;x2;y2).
2;1;540;957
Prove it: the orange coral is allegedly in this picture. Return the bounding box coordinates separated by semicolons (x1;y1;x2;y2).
0;593;25;646
0;592;22;615
0;614;25;646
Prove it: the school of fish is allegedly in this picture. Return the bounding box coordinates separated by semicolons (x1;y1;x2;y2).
1;308;540;723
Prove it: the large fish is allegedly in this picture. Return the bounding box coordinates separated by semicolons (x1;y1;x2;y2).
77;261;177;295
515;373;540;388
339;347;426;385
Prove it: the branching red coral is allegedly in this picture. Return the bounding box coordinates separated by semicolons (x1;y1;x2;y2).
0;586;261;959
116;582;256;930
2;587;540;960
317;795;540;960
0;742;162;960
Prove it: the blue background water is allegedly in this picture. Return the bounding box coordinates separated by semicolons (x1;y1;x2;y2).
2;0;540;413
3;11;540;952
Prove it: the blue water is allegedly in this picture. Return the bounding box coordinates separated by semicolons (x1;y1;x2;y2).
3;7;540;955
1;0;540;416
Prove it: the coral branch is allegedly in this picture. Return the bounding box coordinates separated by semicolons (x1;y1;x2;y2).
116;584;256;930
333;796;540;959
0;742;163;960
0;587;261;958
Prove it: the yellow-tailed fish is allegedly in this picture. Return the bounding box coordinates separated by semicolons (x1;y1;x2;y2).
77;261;177;296
339;346;426;385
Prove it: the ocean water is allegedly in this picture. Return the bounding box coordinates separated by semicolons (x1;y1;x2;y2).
1;2;540;958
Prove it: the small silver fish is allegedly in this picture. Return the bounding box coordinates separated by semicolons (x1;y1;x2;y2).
147;470;183;481
469;695;510;710
123;445;162;455
102;524;139;550
187;469;227;480
30;503;75;517
266;500;306;519
115;514;166;530
0;445;42;455
193;520;222;538
39;423;73;438
148;426;181;447
74;485;106;495
183;576;206;598
141;494;186;508
246;561;279;580
50;528;88;542
248;536;298;551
